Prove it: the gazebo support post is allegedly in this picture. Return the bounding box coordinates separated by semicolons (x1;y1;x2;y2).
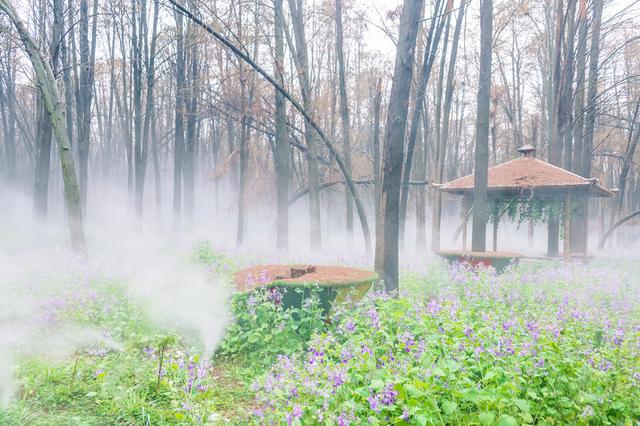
492;201;499;252
563;193;571;259
462;196;470;250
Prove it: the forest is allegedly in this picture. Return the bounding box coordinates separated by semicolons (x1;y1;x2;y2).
1;0;640;424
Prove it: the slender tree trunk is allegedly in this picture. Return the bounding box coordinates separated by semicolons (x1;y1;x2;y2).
570;0;588;253
173;10;186;231
547;0;568;256
76;0;97;212
288;0;322;249
274;0;290;250
399;0;447;243
471;0;493;252
33;96;53;218
0;47;17;182
136;0;160;221
375;0;425;292
414;109;427;251
372;78;382;230
132;0;144;223
431;0;465;252
580;0;603;251
184;30;199;228
335;0;353;242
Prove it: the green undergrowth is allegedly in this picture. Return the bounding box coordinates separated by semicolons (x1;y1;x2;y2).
3;242;640;425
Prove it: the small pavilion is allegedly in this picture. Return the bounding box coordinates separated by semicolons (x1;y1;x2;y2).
437;145;614;258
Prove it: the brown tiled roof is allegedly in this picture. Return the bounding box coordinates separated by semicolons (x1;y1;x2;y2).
440;157;613;197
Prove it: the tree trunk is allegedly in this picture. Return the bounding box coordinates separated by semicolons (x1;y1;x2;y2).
184;30;199;228
570;0;588;253
33;97;53;217
431;0;465;252
335;0;353;243
579;0;604;251
132;0;144;223
0;46;17;182
375;0;425;293
76;0;97;212
372;78;382;230
274;0;290;250
471;0;493;252
288;0;322;250
173;9;186;231
399;0;447;243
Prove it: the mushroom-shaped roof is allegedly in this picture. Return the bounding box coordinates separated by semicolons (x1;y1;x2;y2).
440;155;613;198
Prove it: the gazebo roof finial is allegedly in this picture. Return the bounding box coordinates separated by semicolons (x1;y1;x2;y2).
517;144;536;157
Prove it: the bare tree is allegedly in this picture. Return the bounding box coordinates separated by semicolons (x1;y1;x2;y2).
471;0;493;252
0;0;86;252
375;0;425;292
274;0;290;250
335;0;353;242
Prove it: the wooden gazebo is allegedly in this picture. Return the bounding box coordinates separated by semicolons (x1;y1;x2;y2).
438;145;613;259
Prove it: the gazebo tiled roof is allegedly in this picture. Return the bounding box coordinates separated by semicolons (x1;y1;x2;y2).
440;147;613;198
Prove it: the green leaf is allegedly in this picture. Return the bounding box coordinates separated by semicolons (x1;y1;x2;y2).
445;360;460;373
404;384;422;398
520;412;534;424
484;369;498;381
611;401;625;410
479;412;495;426
514;399;531;413
416;414;428;426
441;400;457;415
371;379;384;389
431;367;446;377
498;414;518;426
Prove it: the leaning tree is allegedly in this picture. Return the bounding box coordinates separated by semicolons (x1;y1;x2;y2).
0;0;86;253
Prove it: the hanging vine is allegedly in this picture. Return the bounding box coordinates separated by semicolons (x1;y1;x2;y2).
486;193;583;227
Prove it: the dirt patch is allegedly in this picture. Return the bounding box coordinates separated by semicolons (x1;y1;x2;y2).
233;264;377;292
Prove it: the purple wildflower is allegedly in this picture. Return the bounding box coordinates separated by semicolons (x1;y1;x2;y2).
368;394;381;412
361;345;373;356
427;299;442;316
267;287;283;304
344;319;356;333
526;321;541;340
400;331;415;352
337;412;350;426
380;384;398;405
329;368;346;388
368;308;380;329
613;328;624;346
402;409;410;421
286;404;303;425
